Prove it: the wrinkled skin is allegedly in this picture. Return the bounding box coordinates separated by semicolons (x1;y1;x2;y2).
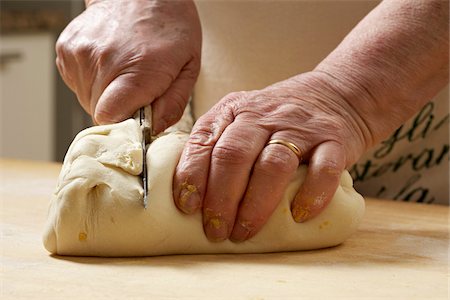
56;0;201;132
56;0;448;244
173;72;370;242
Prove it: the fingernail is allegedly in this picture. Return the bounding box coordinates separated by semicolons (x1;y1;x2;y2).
178;184;199;214
205;217;228;242
230;221;252;243
292;205;311;223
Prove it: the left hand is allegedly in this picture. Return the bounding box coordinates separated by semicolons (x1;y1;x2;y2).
173;71;370;242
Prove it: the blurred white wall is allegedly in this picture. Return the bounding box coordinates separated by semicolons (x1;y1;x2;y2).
0;33;55;161
0;0;89;162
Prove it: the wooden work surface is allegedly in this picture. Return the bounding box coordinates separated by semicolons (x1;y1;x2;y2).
1;159;449;299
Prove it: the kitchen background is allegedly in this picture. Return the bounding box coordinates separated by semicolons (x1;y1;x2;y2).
0;0;91;162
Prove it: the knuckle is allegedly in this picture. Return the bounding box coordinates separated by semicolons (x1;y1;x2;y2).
189;124;216;147
257;148;297;175
211;143;250;166
94;46;113;60
177;148;206;173
55;57;63;72
55;31;70;54
72;42;95;58
220;91;247;108
55;40;65;56
316;158;341;177
73;42;109;61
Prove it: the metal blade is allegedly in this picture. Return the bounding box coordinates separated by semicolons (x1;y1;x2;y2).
140;107;149;209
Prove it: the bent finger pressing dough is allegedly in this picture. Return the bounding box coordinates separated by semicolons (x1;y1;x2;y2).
43;113;365;257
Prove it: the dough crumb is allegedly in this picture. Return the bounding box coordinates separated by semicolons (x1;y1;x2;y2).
179;182;198;207
209;218;223;229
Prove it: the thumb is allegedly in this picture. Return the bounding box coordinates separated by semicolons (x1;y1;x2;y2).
93;73;169;124
151;65;198;134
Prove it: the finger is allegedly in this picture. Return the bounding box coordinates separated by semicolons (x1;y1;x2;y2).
202;120;269;242
291;140;346;223
173;103;235;215
55;56;72;91
55;38;74;91
93;72;172;124
151;62;199;134
230;141;300;242
55;45;92;115
229;131;306;242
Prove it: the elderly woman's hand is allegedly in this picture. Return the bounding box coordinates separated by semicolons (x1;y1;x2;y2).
173;72;372;242
56;0;201;132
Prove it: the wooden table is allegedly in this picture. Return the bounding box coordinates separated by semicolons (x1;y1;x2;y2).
1;159;449;299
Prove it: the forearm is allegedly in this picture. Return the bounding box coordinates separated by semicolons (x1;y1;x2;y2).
314;0;449;149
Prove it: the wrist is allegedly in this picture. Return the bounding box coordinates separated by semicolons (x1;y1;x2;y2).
312;0;448;150
311;65;383;149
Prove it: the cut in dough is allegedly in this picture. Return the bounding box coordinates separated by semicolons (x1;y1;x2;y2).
43;110;365;257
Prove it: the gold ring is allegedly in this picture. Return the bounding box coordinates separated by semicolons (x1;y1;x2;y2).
267;139;302;160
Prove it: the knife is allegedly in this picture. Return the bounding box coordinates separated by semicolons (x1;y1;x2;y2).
139;106;152;209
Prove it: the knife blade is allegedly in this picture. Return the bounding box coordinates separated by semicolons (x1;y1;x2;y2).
139;106;152;209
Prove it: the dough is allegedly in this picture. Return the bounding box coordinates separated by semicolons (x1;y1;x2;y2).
43;112;365;257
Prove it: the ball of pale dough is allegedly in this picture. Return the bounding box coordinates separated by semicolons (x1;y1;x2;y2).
43;118;365;257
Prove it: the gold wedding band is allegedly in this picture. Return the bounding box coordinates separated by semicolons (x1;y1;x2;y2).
267;139;302;160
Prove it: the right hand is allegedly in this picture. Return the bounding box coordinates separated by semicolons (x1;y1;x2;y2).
56;0;202;133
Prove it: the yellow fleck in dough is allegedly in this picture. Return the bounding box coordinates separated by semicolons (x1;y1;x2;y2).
78;232;87;241
319;221;331;230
